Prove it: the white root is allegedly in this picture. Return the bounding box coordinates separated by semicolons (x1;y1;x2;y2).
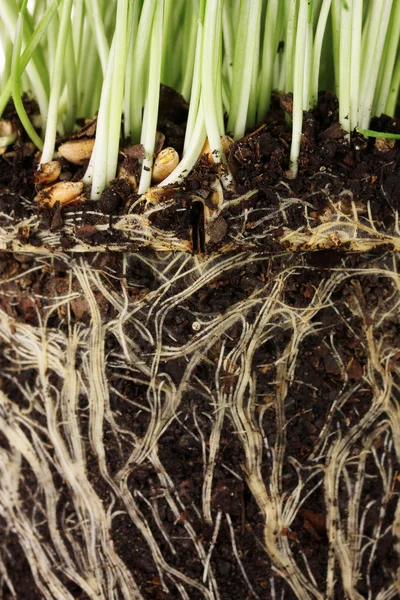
1;243;400;599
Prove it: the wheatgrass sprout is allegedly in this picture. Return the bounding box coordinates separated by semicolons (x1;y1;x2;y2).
287;0;311;178
256;0;279;124
0;0;399;194
182;0;206;154
82;0;129;198
201;0;224;162
126;0;157;145
40;0;74;165
358;0;394;130
159;0;207;187
180;0;198;102
386;51;400;117
84;0;109;75
11;0;44;151
0;19;12;90
228;0;262;140
137;0;163;194
1;0;50;130
310;0;332;107
0;1;59;120
374;0;400;118
122;0;141;140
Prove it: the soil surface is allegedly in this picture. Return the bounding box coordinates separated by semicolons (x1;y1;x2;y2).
0;91;400;600
1;90;399;255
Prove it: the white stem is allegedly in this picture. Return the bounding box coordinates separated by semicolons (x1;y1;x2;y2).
221;1;234;88
180;2;198;102
331;0;341;97
339;0;352;133
289;0;309;178
350;0;362;129
302;16;313;110
183;3;204;154
256;0;279;123
311;0;332;106
83;40;115;194
229;0;262;139
285;0;298;92
201;0;223;161
138;1;163;195
106;0;129;185
374;1;400;117
40;0;73;165
385;52;400;117
160;109;206;187
359;0;393;129
129;0;157;143
83;0;109;74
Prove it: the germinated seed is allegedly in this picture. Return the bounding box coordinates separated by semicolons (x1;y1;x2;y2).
152;147;179;184
34;161;61;185
35;181;84;208
58;139;95;165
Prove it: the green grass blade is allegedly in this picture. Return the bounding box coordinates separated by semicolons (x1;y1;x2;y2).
357;128;400;139
11;6;44;151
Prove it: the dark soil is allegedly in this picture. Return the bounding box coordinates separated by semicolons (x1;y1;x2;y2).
1;90;399;254
1;91;400;599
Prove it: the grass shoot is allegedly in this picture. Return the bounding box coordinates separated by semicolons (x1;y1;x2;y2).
1;4;400;599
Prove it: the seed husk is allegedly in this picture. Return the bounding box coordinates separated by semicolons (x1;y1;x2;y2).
118;165;138;192
0;120;15;139
152;147;179;184
201;138;214;164
34;161;62;185
142;184;179;204
201;136;233;166
0;120;17;155
209;178;224;210
58;138;95;165
221;135;234;154
35;181;84;209
375;137;396;153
